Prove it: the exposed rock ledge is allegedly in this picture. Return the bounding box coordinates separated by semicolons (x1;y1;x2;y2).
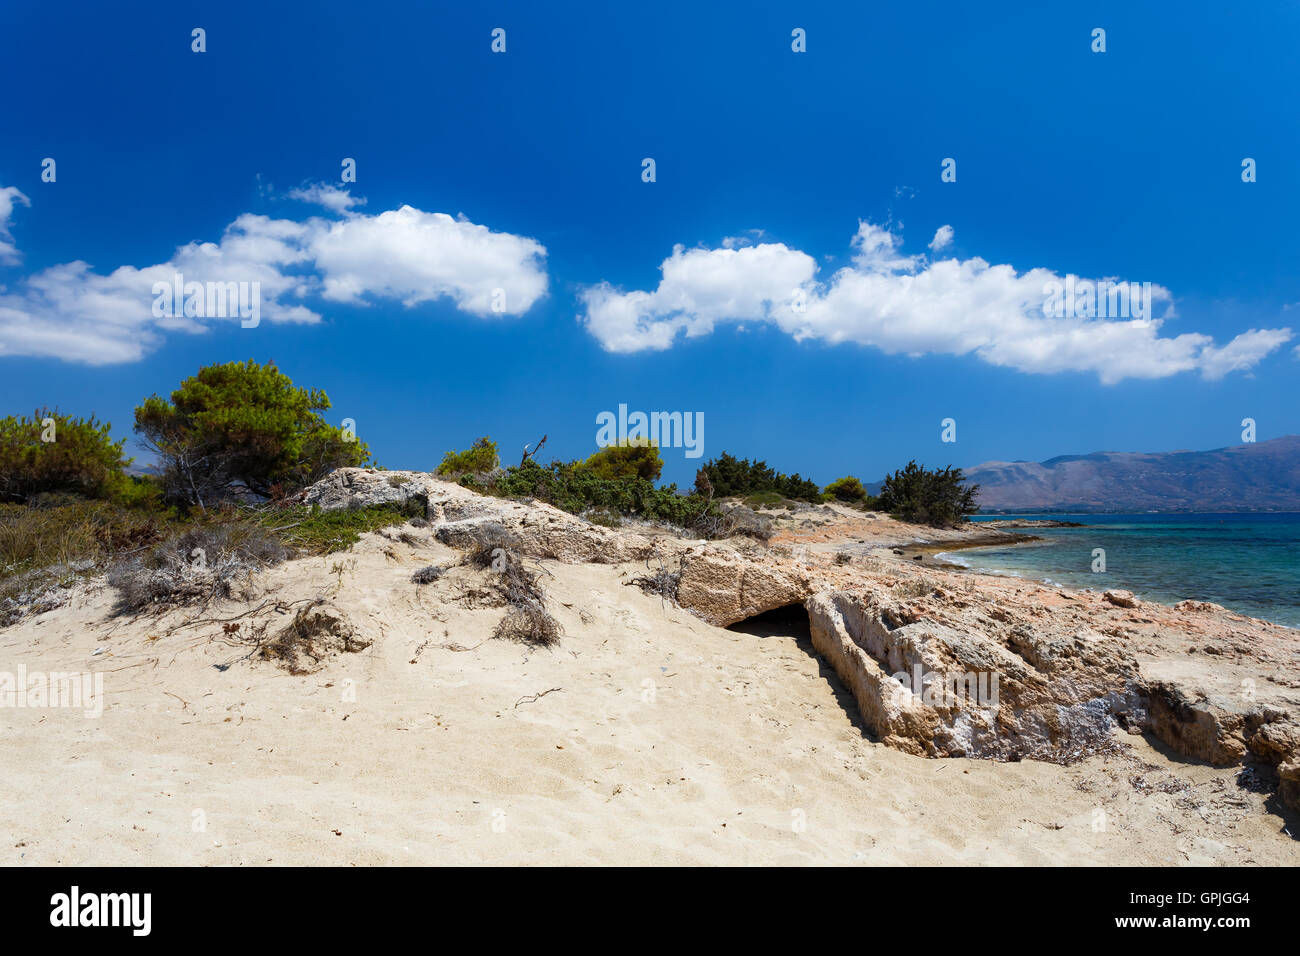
301;469;1300;813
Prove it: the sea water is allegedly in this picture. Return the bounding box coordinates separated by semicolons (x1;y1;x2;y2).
941;513;1300;628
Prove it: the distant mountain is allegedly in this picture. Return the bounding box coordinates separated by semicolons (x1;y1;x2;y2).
961;436;1300;513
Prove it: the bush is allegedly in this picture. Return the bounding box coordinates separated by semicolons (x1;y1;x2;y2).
720;504;773;541
742;490;787;510
436;437;499;476
876;461;980;527
134;359;371;510
411;565;444;584
575;440;664;481
824;476;867;502
696;452;821;502
258;603;369;674
490;458;717;533
0;409;133;503
108;523;289;614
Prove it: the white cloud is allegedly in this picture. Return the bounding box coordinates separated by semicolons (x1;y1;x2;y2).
579;221;1291;383
929;224;954;252
0;186;548;365
580;242;816;353
1192;327;1298;378
0;186;30;264
287;182;366;215
310;206;547;316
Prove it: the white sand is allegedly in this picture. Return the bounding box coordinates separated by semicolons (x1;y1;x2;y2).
2;530;1296;866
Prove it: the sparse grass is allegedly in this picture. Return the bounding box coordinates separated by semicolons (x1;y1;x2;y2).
0;499;172;583
894;576;940;599
0;495;422;625
263;501;424;556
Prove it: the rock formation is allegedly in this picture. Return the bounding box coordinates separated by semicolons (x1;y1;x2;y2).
298;468;1300;813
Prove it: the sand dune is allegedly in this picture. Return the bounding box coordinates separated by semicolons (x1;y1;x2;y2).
3;481;1298;865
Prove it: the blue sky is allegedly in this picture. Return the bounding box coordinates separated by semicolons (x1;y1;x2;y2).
2;0;1299;488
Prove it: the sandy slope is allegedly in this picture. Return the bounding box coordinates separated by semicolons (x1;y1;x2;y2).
2;524;1296;866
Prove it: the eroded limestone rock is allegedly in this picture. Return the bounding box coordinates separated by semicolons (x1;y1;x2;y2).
805;589;1146;761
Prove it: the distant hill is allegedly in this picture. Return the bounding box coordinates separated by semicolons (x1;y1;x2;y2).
961;436;1300;513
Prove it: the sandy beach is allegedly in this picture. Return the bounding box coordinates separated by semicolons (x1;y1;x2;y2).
2;472;1297;866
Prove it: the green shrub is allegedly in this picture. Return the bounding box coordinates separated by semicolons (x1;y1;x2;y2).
134;359;370;509
824;476;867;502
575;439;664;481
743;490;787;510
490;458;716;532
696;452;821;502
436;437;499;475
258;501;425;556
0;409;132;503
876;461;979;527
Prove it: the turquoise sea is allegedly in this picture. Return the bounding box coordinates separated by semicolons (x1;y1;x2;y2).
940;513;1300;629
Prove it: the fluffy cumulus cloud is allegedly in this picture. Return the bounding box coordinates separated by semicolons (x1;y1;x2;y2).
311;207;547;315
581;241;818;352
0;183;548;365
579;220;1292;383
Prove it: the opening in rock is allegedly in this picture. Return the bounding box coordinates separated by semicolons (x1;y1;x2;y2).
726;603;812;641
727;602;873;738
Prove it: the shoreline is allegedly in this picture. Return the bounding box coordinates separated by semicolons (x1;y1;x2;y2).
917;525;1300;632
893;529;1040;568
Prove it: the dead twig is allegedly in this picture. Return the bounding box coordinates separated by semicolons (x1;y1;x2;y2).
520;434;548;466
514;686;562;709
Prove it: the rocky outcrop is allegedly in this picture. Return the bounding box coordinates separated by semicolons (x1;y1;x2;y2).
299;468;657;565
800;586;1300;808
805;589;1146;761
1251;721;1300;809
1143;682;1299;807
295;467;1300;813
675;547;812;626
1103;589;1138;609
1142;682;1285;766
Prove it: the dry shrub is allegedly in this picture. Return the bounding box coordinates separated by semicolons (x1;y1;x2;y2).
441;522;561;646
490;549;563;647
719;505;772;542
494;602;562;647
412;565;444;584
436;520;517;558
625;553;682;603
258;603;369;674
0;562;91;627
108;523;287;614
